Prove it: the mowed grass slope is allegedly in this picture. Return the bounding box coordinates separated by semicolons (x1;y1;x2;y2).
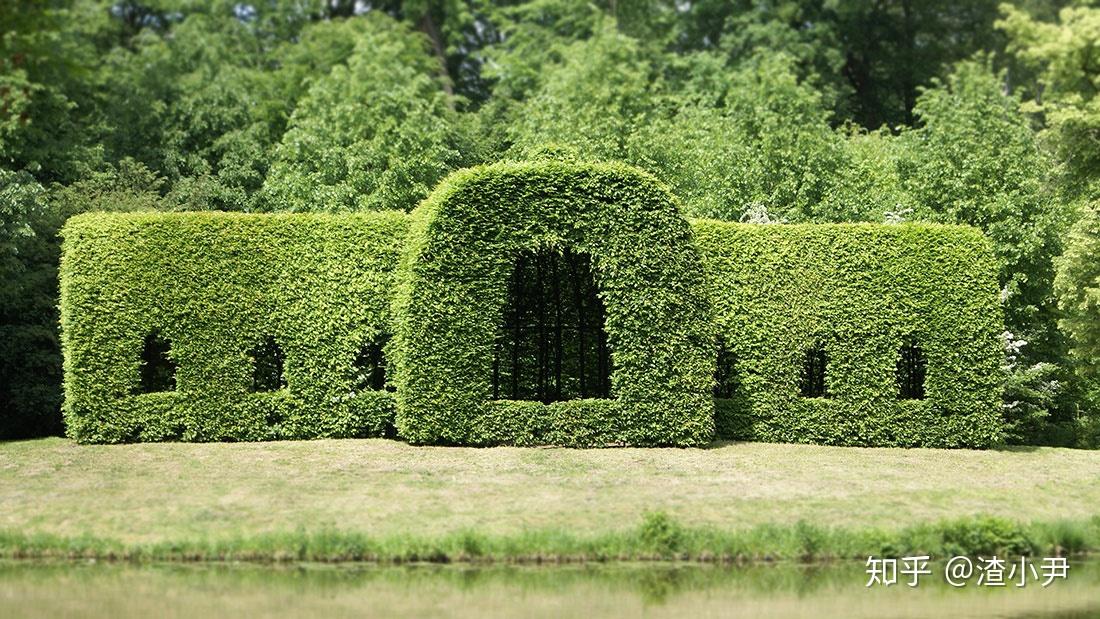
1;438;1098;546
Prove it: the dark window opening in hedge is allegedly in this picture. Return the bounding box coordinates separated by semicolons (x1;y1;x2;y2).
714;336;740;399
799;343;828;398
896;342;927;400
353;335;393;392
492;248;612;403
138;332;177;393
250;335;286;392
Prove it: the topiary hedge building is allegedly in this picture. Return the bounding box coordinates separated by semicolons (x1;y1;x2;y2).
60;162;1004;447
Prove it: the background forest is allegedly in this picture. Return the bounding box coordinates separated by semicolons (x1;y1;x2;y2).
2;0;1098;446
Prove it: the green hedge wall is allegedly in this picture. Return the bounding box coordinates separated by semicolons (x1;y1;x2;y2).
391;161;717;446
59;166;1005;447
693;221;1004;448
60;212;408;442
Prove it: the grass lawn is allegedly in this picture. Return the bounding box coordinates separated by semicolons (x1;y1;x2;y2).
1;437;1098;561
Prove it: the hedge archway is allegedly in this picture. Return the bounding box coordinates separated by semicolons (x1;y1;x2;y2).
391;161;716;446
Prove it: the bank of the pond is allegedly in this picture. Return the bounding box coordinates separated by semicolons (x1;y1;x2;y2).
1;513;1098;564
3;438;1100;565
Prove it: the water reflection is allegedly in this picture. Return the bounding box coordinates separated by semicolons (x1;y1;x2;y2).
0;560;1096;618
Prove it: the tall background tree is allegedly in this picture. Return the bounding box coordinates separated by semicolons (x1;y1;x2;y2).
1055;204;1100;444
261;13;473;213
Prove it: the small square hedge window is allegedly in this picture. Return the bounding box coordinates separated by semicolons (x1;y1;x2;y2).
250;335;286;392
138;332;177;393
714;336;740;399
897;342;927;400
353;335;393;392
799;343;828;398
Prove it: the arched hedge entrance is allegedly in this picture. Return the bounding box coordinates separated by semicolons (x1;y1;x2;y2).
391;161;716;446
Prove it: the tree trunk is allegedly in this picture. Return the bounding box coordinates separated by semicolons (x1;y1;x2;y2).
568;251;587;398
536;253;546;402
417;10;455;100
552;252;563;401
511;254;524;399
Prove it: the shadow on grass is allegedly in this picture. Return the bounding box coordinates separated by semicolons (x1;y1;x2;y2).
991;444;1046;453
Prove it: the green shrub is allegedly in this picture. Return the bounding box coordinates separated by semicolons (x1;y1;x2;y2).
939;516;1035;557
60;212;408;442
638;511;685;557
694;221;1004;447
391;161;717;446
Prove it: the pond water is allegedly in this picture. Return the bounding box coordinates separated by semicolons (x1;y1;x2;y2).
0;559;1097;618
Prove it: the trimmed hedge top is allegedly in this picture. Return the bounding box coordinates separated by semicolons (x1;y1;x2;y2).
60;162;1005;447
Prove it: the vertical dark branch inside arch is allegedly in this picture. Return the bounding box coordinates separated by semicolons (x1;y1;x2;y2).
494;247;610;403
596;290;608;397
511;253;524;400
536;254;546;402
568;251;587;398
552;252;563;401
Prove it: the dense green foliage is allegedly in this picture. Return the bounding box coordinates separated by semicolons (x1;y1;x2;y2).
998;4;1100;201
62;181;1004;447
261;13;472;213
696;222;1005;448
3;0;1099;445
899;61;1067;356
392;161;715;446
1056;205;1100;442
1056;206;1100;375
60;212;407;442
